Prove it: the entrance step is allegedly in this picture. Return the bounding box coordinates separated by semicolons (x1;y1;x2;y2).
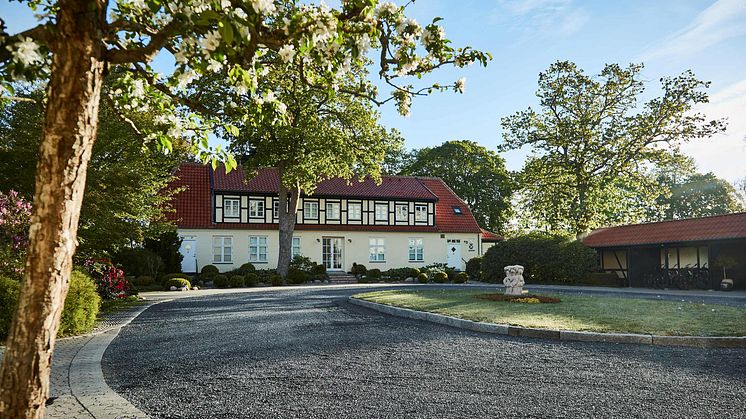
327;272;359;284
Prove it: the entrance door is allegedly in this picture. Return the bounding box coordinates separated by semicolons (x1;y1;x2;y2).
447;240;462;270
322;237;344;271
180;239;197;273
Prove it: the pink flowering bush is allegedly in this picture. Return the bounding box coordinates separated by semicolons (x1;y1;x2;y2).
0;190;31;279
82;258;131;300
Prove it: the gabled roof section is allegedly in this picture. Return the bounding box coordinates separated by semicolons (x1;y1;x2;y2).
165;164;212;228
582;212;746;248
480;228;503;242
212;166;438;201
419;177;482;233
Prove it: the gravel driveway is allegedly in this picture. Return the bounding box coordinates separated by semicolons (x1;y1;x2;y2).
102;287;746;418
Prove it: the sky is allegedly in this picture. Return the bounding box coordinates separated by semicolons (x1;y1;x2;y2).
2;0;745;181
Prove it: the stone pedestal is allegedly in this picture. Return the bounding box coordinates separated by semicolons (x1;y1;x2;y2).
505;286;523;296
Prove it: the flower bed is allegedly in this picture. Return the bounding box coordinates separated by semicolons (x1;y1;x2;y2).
477;293;561;304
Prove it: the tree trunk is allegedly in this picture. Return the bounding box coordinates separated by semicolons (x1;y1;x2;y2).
276;178;300;278
0;1;105;416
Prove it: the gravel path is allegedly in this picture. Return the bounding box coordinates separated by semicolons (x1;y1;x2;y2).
103;287;746;418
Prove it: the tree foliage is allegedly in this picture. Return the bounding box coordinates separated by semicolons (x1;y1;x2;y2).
400;140;516;233
501;61;726;235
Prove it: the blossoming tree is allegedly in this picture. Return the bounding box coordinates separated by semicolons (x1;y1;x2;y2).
0;0;489;415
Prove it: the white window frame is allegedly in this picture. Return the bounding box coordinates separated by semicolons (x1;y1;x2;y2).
375;203;388;221
304;201;319;219
273;200;279;219
249;235;268;263
212;236;233;263
223;198;240;218
326;202;341;220
415;205;428;222
395;204;408;221
408;238;424;262
249;199;265;218
369;237;385;262
348;202;362;220
291;237;302;258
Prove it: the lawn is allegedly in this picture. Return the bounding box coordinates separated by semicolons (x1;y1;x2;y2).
353;290;746;337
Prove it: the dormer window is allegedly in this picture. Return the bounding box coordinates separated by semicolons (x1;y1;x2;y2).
452;206;463;215
223;198;240;218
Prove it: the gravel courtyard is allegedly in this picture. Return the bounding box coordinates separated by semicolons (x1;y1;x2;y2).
102;287;746;418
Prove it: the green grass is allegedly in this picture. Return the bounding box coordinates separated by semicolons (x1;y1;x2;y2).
354;290;746;337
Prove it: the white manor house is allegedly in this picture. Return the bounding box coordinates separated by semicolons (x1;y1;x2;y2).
167;164;501;273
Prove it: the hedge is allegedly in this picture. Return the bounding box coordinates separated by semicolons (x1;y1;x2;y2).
287;268;308;285
0;275;20;341
466;257;482;280
212;274;229;288
245;272;260;287
481;233;598;284
454;272;469;283
59;270;101;337
432;271;448;283
166;278;192;289
201;265;220;277
228;275;245;288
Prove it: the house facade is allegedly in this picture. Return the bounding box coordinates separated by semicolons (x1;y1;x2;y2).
582;212;746;289
167;164;498;274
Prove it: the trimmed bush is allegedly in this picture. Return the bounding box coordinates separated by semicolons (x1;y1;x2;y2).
245;272;260;287
270;274;284;286
481;233;598;284
367;268;382;278
228;275;245;288
59;271;101;336
162;273;190;282
0;276;20;341
290;255;315;272
238;263;256;274
351;263;367;278
310;263;326;276
417;273;429;284
311;273;326;282
132;276;155;286
409;268;421;278
212;274;229;288
287;268;307;285
201;265;220;277
115;248;164;278
454;272;469;284
433;271;449;283
166;278;192;289
466;257;482;280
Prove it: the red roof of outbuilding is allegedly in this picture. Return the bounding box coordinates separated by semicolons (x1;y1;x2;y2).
166;164;484;234
480;228;503;242
582;212;746;248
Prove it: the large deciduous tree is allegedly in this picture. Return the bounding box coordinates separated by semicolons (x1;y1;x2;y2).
0;1;489;414
399;140;515;233
501;61;725;236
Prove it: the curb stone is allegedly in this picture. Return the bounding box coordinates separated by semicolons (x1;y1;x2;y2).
347;297;746;348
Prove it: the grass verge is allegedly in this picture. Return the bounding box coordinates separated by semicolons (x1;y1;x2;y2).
353;290;746;337
99;295;144;315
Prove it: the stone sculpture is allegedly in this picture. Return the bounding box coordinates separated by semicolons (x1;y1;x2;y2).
503;265;525;296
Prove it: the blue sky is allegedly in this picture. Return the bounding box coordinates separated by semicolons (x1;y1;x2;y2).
3;0;745;180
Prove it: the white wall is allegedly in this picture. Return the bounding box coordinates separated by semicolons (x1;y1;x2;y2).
178;228;481;273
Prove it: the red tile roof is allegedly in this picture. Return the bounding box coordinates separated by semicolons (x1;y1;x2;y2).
166;164;485;234
213;166;438;200
582;212;746;248
480;228;503;242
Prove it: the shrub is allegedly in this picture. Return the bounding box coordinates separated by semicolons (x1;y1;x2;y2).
421;262;448;274
115;248;164;278
0;276;20;341
311;273;326;282
409;268;421;278
270;274;284;286
287;268;308;285
59;270;101;336
201;264;220;276
351;263;367;278
132;276;155;286
466;257;482;280
417;273;429;283
384;267;415;281
83;258;131;299
254;269;275;283
144;230;183;275
162;273;190;281
212;274;229;288
238;263;256;274
444;268;456;281
481;232;598;284
367;268;382;278
290;255;315;272
310;263;326;276
228;275;245;288
245;273;260;287
166;278;192;289
433;271;449;283
0;191;31;279
454;272;469;283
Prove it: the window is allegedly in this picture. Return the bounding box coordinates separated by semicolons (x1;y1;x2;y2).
408;238;424;262
452;206;462;215
348;202;362;220
249;236;268;263
249;200;264;218
223;198;240;218
369;238;385;262
273;200;279;218
415;205;428;222
395;204;408;221
304;201;319;219
212;236;232;263
291;237;301;258
375;203;388;221
326;202;340;220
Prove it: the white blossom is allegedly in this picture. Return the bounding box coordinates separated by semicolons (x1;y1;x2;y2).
8;37;43;66
251;0;276;15
131;79;146;98
177;70;199;89
356;33;371;54
207;59;223;72
278;44;295;63
221;0;231;9
201;31;221;52
375;2;399;17
455;77;466;94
